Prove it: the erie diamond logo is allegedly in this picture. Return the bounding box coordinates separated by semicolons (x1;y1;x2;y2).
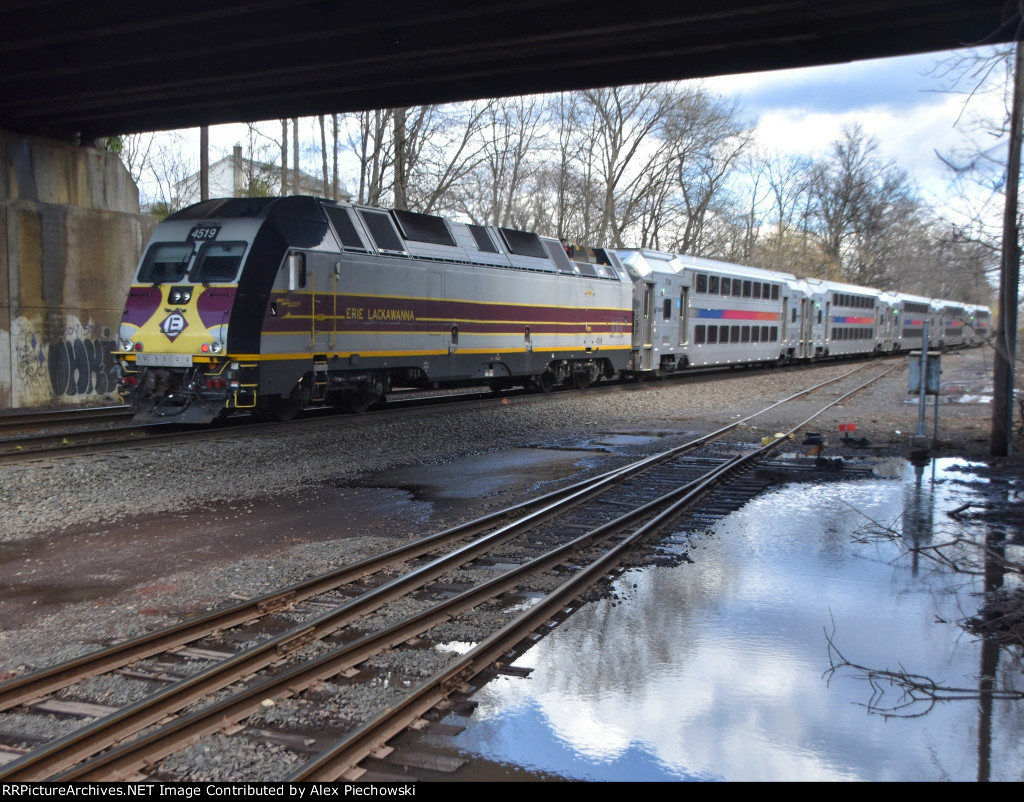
160;310;188;341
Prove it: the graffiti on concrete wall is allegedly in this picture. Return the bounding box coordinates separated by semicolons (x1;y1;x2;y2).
13;316;119;406
15;329;50;397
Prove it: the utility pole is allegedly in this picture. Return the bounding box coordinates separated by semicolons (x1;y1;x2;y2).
992;40;1024;457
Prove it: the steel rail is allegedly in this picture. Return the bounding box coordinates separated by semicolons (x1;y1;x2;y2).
0;357;887;715
287;361;906;781
0;358;882;712
59;451;752;782
0;360;895;780
58;362;902;782
2;436;729;781
0;406;131;432
0;356;897;464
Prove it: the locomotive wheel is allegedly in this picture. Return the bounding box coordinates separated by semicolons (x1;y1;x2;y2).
342;388;372;414
267;394;304;422
573;371;592;391
538;371;555;393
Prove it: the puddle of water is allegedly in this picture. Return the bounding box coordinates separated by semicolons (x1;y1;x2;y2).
354;448;606;518
431;458;1024;781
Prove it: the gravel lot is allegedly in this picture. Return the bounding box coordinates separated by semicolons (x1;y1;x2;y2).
0;347;1017;779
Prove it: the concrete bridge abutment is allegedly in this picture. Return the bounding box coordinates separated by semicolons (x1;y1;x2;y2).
1;129;156;411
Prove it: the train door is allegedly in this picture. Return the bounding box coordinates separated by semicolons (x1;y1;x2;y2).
305;252;334;352
640;282;655;371
679;287;689;346
799;298;812;358
824;300;831;354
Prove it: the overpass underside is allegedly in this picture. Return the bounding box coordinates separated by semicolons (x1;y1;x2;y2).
0;1;1014;141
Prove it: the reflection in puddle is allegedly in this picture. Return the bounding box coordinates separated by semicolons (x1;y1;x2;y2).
434;459;1024;781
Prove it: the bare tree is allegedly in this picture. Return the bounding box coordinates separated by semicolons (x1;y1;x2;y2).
577;85;678;246
402;101;493;215
804;124;918;284
332;114;340;201
319;115;329;200
662;89;754;255
455;96;546;228
349;109;394;205
281;119;288;196
145;131;195;217
291;118;299;195
393;107;408;210
107;133;156;185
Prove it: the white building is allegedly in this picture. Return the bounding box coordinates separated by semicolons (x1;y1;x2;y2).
174;145;350;207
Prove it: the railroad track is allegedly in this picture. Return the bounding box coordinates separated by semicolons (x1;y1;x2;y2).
0;360;901;781
0;358;889;465
0;406;133;443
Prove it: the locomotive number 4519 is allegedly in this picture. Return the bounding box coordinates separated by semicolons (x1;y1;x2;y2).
188;225;221;241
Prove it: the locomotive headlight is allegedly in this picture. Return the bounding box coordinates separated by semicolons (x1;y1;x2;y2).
169;288;193;304
120;339;133;352
211;341;224;354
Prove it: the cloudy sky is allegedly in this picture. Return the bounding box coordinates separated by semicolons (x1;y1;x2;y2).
704;45;1008;204
166;44;1009;222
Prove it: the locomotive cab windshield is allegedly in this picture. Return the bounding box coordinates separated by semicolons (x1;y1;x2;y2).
137;240;247;285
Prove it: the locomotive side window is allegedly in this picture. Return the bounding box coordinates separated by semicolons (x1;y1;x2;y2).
771;285;779;300
695;325;706;344
190;242;246;283
543;240;577;273
696;274;707;293
467;224;499;253
707;326;718;344
742;281;751;298
752;283;761;299
138;242;193;283
721;278;730;295
499;227;547;259
663;299;672;320
741;325;750;342
392;209;456;247
358;209;405;253
323;206;366;250
791;308;797;323
732;281;742;297
709;275;720;294
730;326;740;343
